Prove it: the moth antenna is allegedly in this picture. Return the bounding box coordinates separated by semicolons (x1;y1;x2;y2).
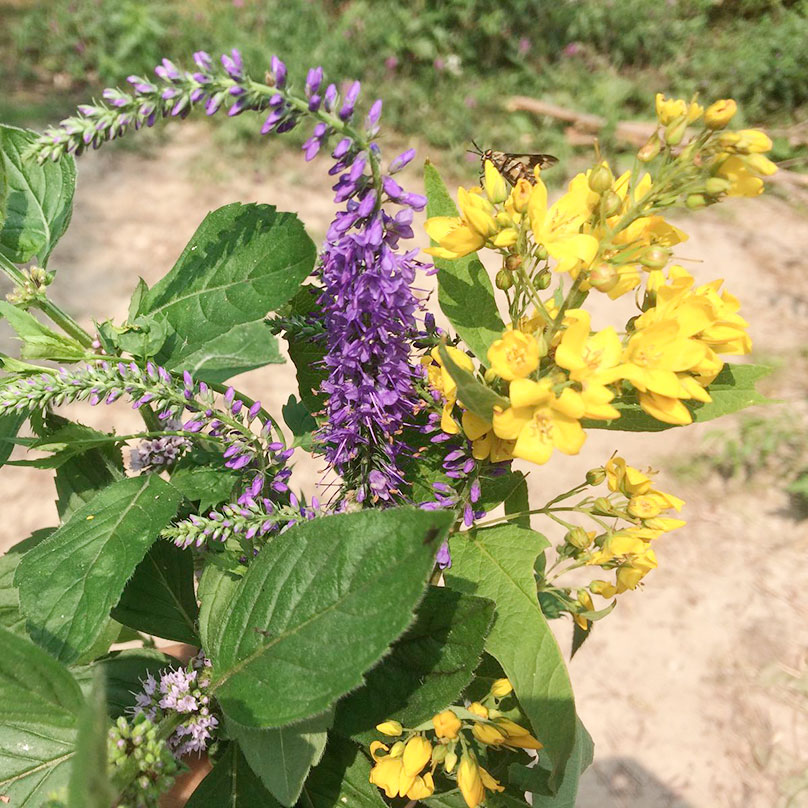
468;140;483;156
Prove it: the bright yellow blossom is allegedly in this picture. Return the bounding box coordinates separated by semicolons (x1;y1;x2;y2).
492;379;586;465
483;159;507;204
528;176;599;274
402;735;432;776
704;99;737;129
655;93;702;125
718;128;773;154
423;346;474;434
487;329;541;380
468;702;489;719
407;771;435;800
432;709;462;740
457;755;486;808
605;457;653;496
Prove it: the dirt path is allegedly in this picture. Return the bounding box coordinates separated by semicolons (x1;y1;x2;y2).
1;125;806;807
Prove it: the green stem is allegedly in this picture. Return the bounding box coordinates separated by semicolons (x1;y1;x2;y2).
0;253;94;347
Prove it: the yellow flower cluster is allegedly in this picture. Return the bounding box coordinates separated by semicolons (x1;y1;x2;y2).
584;456;685;598
368;679;541;807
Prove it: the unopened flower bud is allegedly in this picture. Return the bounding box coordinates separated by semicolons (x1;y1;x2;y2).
495;269;514;290
484;159;508;204
705;177;731;195
586;467;606;485
637;133;661;163
444;749;458;773
601;190;622;217
536;269;552;289
534;332;548;358
511;178;532;213
490;678;513;698
535;245;548;260
431;744;448;764
376;720;403;737
589;262;619;292
664;116;688;146
640;246;670;269
484;367;498;384
592;496;615;515
566;526;593;550
505;253;523;272
685;193;707;210
389;740;406;757
704;99;737;129
588;164;614;194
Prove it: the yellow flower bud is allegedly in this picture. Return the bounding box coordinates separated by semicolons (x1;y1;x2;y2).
376;720;403;737
472;721;507;745
744;153;778;175
640;246;670;269
719;128;772;154
389;740;406;757
588;262;619;293
444;748;458;773
637;133;661;163
655;93;687;126
495;718;544;749
588;163;614;194
468;702;489;719
593;496;616;515
402;735;432;776
490;678;513;698
484;159;508;204
590;579;617;598
492;227;519;248
510;178;532;213
457;755;485;808
704;98;737;129
432;709;462;740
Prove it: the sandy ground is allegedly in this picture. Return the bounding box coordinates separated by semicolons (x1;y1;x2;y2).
1;125;807;807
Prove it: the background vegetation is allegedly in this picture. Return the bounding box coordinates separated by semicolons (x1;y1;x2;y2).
2;0;808;170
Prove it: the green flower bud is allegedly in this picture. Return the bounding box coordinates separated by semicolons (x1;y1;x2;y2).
589;262;619;293
664;116;688;146
705;177;731;195
637;133;661;162
640;246;670;269
588;164;614;194
505;253;523;272
585;467;606;485
495;269;514;290
592;497;615;516
536;269;552;290
686;193;707;210
535;245;548;260
601;190;622;218
566;526;593;550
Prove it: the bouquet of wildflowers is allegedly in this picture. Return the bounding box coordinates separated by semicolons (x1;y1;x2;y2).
0;50;774;807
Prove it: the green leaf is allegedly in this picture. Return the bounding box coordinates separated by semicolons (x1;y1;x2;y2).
586;363;773;432
438;344;508;423
72;649;172;718
198;563;242;651
139;202;316;382
0;301;86;361
228;711;332;806
282;394;318;449
16;475;182;663
0;528;53;636
185;743;282;807
170;459;239;512
0;124;76;265
0;628;83;804
68;669;114;808
0;411;26;468
283;285;327;413
111;539;199;645
297;735;385;808
509;717;594;805
479;471;531;528
208;507;453;728
424;161;504;359
334;586;494;738
445;524;576;791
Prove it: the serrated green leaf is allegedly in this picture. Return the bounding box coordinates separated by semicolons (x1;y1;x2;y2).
0;528;53;637
282;394;318;448
71;649;172;718
445;524;575;791
0;628;83;804
127;277;149;321
297;735;385;808
283;285;327;413
208;508;453;728
0;301;86;361
586;363;773;432
334;586;494;739
139;202;315;383
169;460;239;513
228;711;332;806
0;124;76;265
68;669;114;808
0;411;25;468
111;539;199;645
509;717;594;805
185;743;282;807
478;471;531;529
438;344;508;423
424;162;504;359
16;475;182;663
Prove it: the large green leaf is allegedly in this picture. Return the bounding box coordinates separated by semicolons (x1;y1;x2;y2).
198;563;242;651
479;471;531;528
438;344;508;423
0;124;76;265
334;586;494;738
228;711;332;807
207;508;453;728
0;628;83;803
510;717;594;806
297;735;385;808
68;669;114;808
16;475;182;663
282;285;327;413
445;524;576;791
139;202;316;383
586;363;772;432
72;649;173;718
185;743;282;807
170;459;239;513
111;539;199;645
0;528;53;637
424;161;505;359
